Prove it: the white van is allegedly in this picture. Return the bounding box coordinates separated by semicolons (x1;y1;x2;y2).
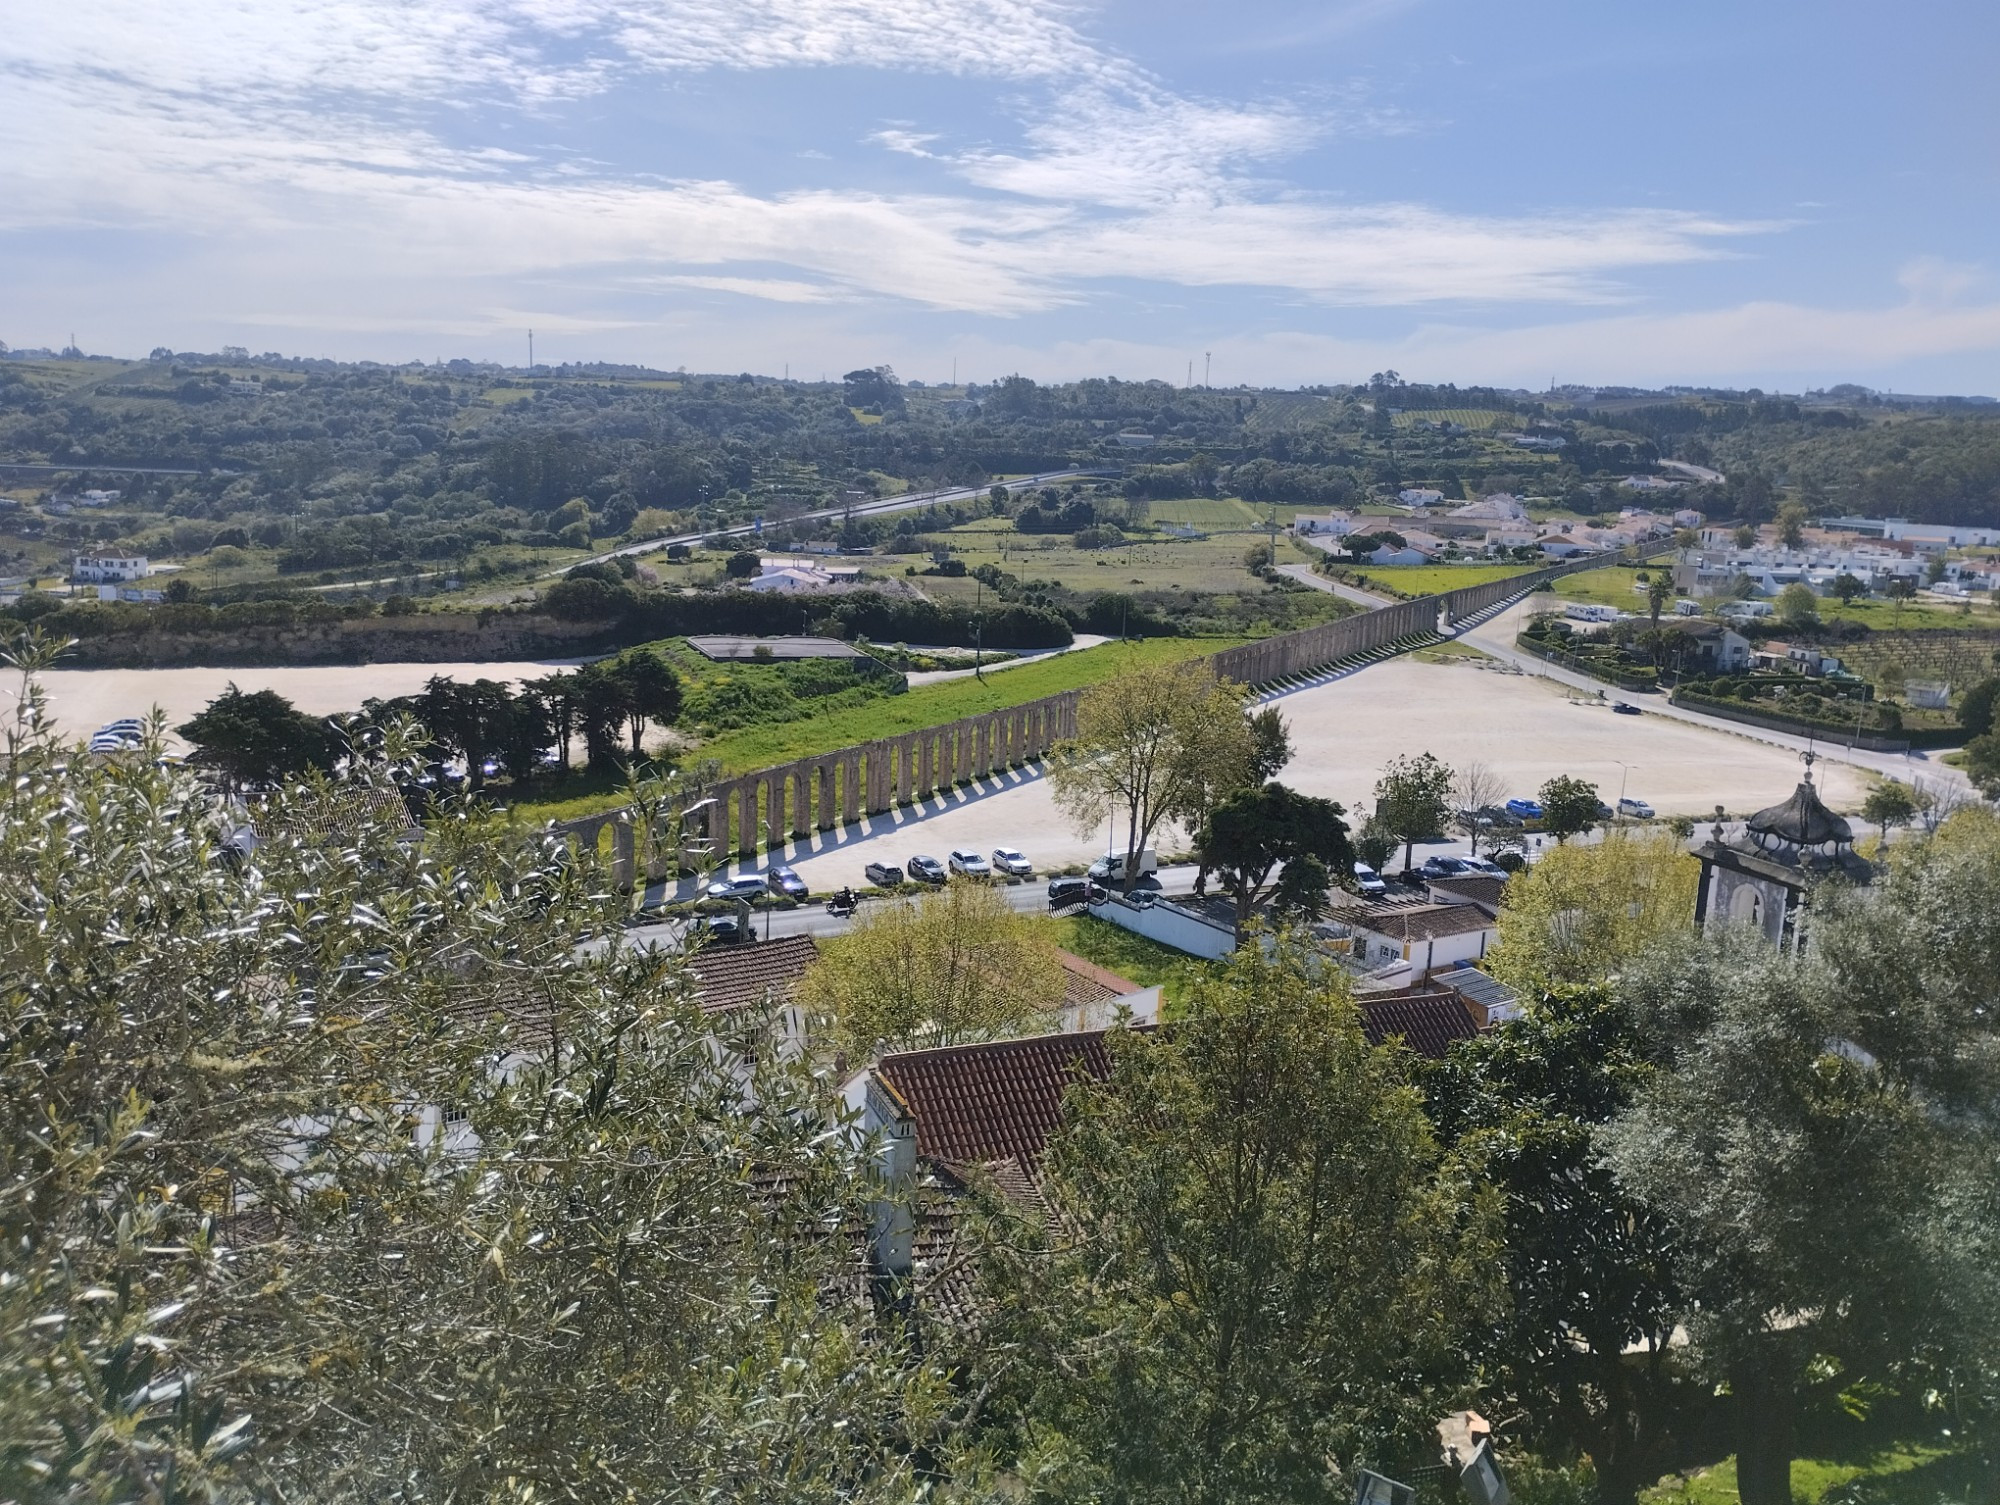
1088;848;1160;882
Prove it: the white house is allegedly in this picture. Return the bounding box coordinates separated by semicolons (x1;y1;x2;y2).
72;553;149;584
744;557;860;593
1398;488;1445;507
1292;512;1357;540
1326;899;1497;979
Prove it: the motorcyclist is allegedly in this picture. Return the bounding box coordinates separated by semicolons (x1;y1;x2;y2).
834;885;856;911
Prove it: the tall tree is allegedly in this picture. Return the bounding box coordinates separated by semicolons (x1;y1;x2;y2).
570;660;631;769
1538;773;1601;845
1452;759;1504;858
1425;988;1689;1505
525;669;579;770
1604;865;2000;1505
176;684;339;788
415;674;518;790
606;646;684;759
1646;570;1673;628
798;882;1067;1059
973;942;1499;1504
2;652;951;1503
1194;781;1352;939
1049;660;1254;891
1487;829;1699;993
1374;751;1454;876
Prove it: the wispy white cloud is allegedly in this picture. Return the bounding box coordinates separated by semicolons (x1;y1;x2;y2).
0;0;1824;357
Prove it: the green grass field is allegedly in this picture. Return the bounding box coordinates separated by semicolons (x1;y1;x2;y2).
1642;1441;1987;1505
1343;563;1538;599
1147;497;1305;530
1046;914;1213;999
1548;565;1659;610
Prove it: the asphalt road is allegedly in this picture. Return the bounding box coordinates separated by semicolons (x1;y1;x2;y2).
1275;562;1395;608
1455;598;1966;790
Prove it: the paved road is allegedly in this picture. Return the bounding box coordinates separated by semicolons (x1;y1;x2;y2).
1456;598;1964;789
1276;562;1395;608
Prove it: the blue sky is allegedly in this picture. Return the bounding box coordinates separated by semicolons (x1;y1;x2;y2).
4;0;1996;391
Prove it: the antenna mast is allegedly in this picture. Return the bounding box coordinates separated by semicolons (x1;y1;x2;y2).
527;329;534;371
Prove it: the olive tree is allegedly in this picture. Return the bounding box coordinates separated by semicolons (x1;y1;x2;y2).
1;635;951;1504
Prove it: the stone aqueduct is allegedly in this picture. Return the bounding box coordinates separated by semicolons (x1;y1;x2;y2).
556;555;1609;885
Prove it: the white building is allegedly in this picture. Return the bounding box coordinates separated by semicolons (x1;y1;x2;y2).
743;558;860;593
1398;488;1445;507
72;553;149;584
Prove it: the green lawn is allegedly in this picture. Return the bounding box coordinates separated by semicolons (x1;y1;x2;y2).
1046;914;1212;997
696;635;1238;773
1549;565;1660;610
1344;562;1539;599
1641;1442;1987;1505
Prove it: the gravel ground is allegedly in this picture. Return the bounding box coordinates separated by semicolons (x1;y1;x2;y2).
748;645;1871;895
26;660;595;741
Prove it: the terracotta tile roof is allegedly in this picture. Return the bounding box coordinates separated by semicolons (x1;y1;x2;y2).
684;933;818;1015
874;1028;1126;1170
1355;987;1482;1059
1055;948;1140;1010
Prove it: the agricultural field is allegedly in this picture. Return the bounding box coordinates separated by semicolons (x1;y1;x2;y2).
1839;628;2000;696
917;515;1303;599
1146;496;1305;530
1391;408;1513;430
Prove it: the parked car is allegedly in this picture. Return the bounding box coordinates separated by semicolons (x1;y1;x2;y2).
863;860;904;887
1596;801;1616;821
1352;861;1388;897
948;848;993;878
1046;876;1105;909
1421;855;1472;880
1612;700;1642;716
766;865;809;900
992;846;1034;878
907;854;947;885
705;874;767;902
1618;797;1656;818
1504;797;1545;820
1462;856;1508;877
1087;847;1160;882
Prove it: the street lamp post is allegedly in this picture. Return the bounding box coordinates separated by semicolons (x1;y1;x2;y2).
1615;760;1634;813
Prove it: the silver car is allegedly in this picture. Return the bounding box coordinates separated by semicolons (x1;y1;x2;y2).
948;848;993;878
991;846;1033;877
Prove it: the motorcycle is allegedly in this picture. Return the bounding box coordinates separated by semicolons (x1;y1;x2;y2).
824;893;858;919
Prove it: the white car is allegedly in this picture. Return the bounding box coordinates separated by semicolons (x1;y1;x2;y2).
948;848;993;877
1352;861;1387;897
992;846;1033;877
1617;797;1656;819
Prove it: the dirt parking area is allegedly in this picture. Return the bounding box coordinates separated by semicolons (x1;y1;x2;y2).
773;652;1868;894
22;661;592;742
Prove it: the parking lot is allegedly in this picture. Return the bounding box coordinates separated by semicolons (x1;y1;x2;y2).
736;645;1873;898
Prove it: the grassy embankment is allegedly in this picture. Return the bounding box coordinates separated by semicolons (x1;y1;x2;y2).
510;633;1245;823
